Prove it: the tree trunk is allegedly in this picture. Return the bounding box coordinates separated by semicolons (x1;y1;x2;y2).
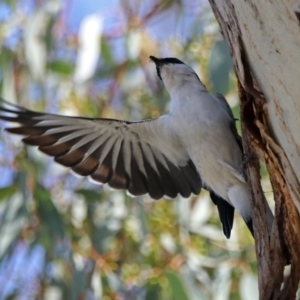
208;0;300;299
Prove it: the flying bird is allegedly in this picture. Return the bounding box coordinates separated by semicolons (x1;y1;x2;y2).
0;56;273;238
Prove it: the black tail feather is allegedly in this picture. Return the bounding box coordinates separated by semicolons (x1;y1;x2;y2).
210;192;234;239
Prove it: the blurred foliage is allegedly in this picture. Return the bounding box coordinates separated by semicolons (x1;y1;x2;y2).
0;0;270;299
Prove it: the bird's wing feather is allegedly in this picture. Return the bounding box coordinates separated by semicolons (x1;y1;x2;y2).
213;93;243;152
0;102;201;199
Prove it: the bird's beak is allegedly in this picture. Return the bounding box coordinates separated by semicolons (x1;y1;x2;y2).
149;56;162;66
149;56;163;80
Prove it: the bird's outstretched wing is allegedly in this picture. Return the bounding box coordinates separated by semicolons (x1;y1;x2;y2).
0;101;201;199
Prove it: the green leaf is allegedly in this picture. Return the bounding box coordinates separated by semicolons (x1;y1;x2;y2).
93;64;115;79
75;189;102;202
69;268;88;300
106;270;124;293
101;40;114;65
91;224;119;253
45;15;57;51
48;60;75;76
0;185;17;202
208;40;233;95
34;184;64;238
165;270;189;300
145;282;162;300
0;193;27;259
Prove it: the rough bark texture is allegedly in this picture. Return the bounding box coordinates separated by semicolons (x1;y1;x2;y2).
208;0;300;299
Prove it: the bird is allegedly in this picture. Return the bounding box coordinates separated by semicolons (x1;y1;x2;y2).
0;56;273;238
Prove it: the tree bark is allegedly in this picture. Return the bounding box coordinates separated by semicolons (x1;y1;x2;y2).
208;0;300;299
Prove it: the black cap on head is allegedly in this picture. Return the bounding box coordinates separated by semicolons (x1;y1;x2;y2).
149;56;184;80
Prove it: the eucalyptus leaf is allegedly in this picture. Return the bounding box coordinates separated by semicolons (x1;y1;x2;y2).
145;282;162;300
165;270;189;300
34;184;64;238
0;193;27;259
24;10;47;80
0;185;17;202
69;268;88;300
101;40;114;65
75;189;102;202
48;60;75;76
208;40;233;95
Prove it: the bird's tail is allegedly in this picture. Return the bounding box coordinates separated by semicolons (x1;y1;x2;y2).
210;191;235;239
243;200;273;237
228;184;273;237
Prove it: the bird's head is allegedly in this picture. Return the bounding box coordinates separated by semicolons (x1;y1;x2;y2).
149;56;204;93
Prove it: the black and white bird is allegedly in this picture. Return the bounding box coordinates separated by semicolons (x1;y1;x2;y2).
0;56;273;238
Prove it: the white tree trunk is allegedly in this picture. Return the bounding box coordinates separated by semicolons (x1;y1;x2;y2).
208;0;300;298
